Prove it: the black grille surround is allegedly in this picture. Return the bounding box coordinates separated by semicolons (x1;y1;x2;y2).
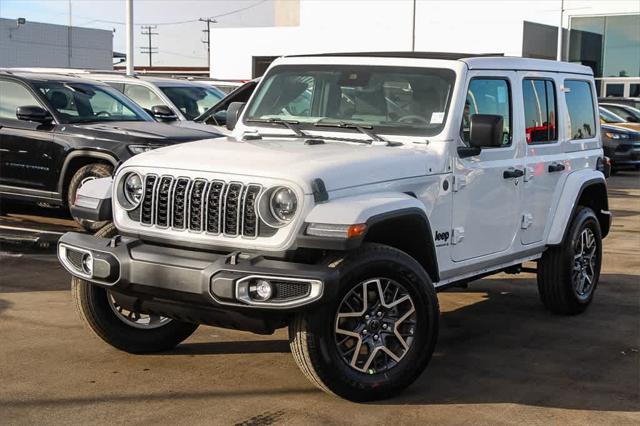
138;174;265;239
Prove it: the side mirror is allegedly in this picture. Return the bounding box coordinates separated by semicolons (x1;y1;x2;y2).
16;106;53;124
469;114;504;148
151;105;178;121
226;102;246;131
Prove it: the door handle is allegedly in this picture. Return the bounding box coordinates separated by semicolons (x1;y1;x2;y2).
503;168;524;179
548;163;566;173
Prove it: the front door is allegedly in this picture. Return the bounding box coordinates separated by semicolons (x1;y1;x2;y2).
0;79;56;191
451;71;524;262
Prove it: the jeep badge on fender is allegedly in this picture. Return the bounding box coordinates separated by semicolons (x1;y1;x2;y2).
57;53;610;402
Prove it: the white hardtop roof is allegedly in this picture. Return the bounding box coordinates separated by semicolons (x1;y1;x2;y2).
275;53;593;76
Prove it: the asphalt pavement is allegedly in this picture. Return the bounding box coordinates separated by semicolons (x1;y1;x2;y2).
0;173;638;425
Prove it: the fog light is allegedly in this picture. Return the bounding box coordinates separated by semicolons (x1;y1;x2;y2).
251;279;273;301
81;252;93;276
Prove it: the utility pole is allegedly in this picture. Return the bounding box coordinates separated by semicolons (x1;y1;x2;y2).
125;0;134;75
199;17;217;73
140;25;158;67
557;0;564;61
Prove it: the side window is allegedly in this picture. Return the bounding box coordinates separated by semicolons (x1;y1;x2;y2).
105;82;125;93
0;80;42;120
565;80;596;140
523;79;557;143
462;78;511;146
124;84;165;110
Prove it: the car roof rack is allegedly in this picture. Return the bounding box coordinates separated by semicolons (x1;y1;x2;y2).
286;51;504;60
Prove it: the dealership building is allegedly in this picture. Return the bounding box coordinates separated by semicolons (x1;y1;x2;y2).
0;17;113;69
211;0;639;96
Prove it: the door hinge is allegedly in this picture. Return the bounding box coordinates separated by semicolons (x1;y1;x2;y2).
521;213;533;229
453;175;467;192
452;227;465;244
524;167;534;182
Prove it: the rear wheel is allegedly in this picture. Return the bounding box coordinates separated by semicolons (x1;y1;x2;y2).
71;224;198;353
537;207;602;315
67;163;113;231
289;243;439;401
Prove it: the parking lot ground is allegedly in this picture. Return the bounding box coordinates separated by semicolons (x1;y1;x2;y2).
1;173;639;425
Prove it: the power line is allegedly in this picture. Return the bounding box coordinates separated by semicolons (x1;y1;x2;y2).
140;25;158;67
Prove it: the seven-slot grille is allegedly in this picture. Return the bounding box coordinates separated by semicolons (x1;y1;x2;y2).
139;174;262;238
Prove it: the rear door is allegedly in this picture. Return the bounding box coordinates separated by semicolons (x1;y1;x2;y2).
451;71;524;262
519;73;566;245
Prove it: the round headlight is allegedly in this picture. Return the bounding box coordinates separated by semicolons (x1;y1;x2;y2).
269;187;297;224
123;173;143;207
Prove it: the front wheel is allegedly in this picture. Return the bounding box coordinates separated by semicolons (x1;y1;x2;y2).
537;206;602;315
71;224;198;353
67;163;113;231
289;243;439;401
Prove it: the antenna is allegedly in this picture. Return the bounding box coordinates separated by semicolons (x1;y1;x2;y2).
140;25;159;67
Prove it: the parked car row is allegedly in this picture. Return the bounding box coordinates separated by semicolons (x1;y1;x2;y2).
598;100;640;172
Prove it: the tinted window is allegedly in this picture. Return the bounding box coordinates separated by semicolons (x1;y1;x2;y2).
565;80;596;140
523;79;557;143
630;84;640;98
462;78;511;146
605;84;624;97
160;86;225;120
105;82;125;93
0;80;42;120
603;105;640;122
33;82;147;124
124;84;165;110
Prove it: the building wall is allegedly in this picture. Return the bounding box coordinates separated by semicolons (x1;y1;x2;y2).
210;0;640;79
0;18;113;69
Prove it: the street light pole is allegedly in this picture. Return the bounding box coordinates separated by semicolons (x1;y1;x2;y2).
411;0;417;52
125;0;134;75
557;0;564;61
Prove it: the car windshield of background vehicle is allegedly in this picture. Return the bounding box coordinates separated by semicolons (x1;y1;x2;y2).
159;86;225;120
523;79;557;143
599;107;625;123
565;80;596;140
244;65;456;137
33;82;148;124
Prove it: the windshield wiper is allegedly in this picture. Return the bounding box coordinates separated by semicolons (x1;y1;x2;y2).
246;118;308;137
313;119;387;143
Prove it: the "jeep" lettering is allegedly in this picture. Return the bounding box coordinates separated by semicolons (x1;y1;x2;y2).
435;231;450;242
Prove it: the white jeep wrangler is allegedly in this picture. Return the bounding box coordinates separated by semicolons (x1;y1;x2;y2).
58;52;611;402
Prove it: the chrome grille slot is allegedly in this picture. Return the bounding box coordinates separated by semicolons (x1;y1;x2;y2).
205;181;225;234
242;185;262;238
223;183;243;236
155;176;174;227
141;175;158;225
188;179;208;231
172;178;190;229
137;175;269;239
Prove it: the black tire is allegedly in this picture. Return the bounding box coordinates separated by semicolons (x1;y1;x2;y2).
71;223;198;353
537;206;602;315
67;163;113;231
289;243;439;402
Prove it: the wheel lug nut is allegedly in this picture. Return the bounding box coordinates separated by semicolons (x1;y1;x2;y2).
373;335;379;340
382;324;388;329
362;329;368;334
365;314;370;320
377;311;383;317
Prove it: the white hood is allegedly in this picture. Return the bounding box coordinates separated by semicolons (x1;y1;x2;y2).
125;136;434;193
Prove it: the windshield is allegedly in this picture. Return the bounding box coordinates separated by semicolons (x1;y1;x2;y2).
34;81;150;124
159;85;225;120
599;107;625;123
244;65;456;136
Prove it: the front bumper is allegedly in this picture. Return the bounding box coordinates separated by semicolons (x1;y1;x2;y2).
604;142;640;167
58;232;339;333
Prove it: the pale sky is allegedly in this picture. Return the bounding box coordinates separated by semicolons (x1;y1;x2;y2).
0;0;274;66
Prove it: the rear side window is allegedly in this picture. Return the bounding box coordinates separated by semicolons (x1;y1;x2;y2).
124;84;165;110
0;80;42;120
523;79;557;143
565;80;596;140
462;78;511;146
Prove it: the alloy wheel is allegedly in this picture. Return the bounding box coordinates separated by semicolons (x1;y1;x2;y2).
334;278;417;374
573;228;597;299
107;291;172;329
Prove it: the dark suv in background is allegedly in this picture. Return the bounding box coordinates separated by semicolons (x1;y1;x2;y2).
0;71;223;229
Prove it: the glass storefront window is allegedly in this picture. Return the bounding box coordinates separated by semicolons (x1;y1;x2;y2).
602;15;640;78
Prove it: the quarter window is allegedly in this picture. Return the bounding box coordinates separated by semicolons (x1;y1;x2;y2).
124;84;165;111
462;78;511;146
565;80;596;140
0;80;42;120
523;79;557;143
